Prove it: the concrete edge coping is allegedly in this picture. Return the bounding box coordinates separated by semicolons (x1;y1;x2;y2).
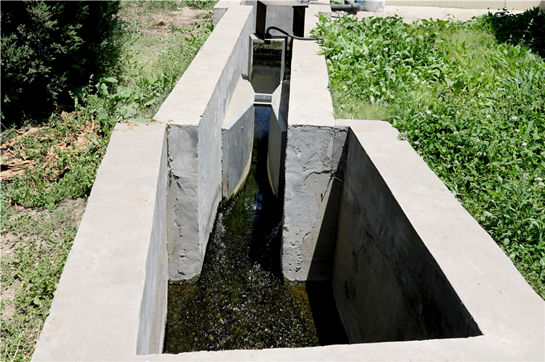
32;122;168;361
337;118;545;360
288;2;336;128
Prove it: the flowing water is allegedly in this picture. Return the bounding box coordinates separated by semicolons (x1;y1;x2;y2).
163;135;327;353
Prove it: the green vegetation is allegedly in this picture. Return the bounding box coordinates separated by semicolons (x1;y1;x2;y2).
1;1;212;211
1;2;215;361
1;200;84;361
313;9;545;298
1;1;122;124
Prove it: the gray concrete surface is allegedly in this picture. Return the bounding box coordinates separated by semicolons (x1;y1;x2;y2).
357;4;525;22
33;121;169;360
222;76;255;198
385;0;543;10
155;5;255;281
334;124;480;343
282;2;344;281
332;119;545;359
282;126;347;280
266;82;288;197
33;2;545;361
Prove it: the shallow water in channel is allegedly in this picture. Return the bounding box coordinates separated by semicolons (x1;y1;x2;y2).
163;139;324;353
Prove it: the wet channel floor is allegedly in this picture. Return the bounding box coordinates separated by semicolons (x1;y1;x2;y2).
163;138;347;353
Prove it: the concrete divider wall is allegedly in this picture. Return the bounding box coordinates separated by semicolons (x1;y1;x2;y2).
282;3;348;281
222;77;255;198
266;99;286;197
155;5;255;281
282;126;347;280
266;79;290;197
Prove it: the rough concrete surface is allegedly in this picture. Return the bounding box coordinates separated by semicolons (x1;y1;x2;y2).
282;126;347;280
157;5;255;281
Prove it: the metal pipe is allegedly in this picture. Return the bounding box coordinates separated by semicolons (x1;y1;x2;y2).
329;0;361;14
265;26;323;41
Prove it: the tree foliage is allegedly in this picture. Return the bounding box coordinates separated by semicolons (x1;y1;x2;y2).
1;1;122;125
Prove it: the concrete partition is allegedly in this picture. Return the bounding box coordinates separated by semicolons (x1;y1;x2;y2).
155;5;255;281
222;76;255;198
281;2;349;281
266;91;287;198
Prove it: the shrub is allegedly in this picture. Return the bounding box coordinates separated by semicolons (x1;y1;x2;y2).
481;7;545;58
1;1;122;125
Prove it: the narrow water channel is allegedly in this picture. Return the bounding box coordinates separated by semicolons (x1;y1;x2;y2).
164;104;347;353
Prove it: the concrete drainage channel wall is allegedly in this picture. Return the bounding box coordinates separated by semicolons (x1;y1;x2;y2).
33;1;544;361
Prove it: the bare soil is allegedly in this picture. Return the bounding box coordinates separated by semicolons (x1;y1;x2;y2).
0;198;87;320
120;6;209;37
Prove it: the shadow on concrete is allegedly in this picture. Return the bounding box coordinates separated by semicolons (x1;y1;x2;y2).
305;280;349;345
304;135;349;344
307;132;348;281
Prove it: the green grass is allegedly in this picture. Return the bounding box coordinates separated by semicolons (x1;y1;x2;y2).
1;2;214;361
313;11;545;298
1;200;84;362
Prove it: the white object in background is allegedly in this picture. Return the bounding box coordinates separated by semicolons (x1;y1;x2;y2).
365;0;384;12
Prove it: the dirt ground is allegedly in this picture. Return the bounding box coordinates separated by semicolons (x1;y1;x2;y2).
0;198;87;320
120;6;209;37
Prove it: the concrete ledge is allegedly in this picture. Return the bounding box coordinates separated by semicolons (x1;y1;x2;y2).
289;3;335;128
282;2;344;281
33;122;169;360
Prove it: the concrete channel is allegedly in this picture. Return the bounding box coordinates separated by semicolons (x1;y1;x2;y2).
33;1;544;361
